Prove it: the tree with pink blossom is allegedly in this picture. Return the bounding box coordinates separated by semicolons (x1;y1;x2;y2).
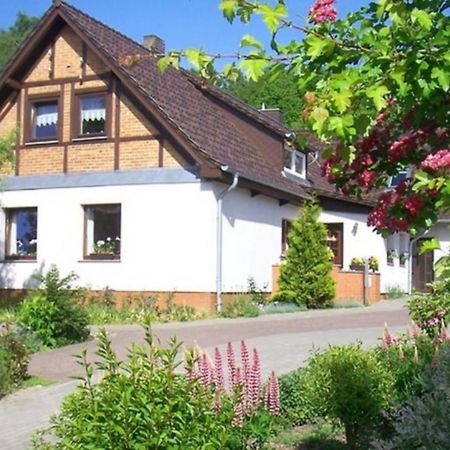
163;0;449;236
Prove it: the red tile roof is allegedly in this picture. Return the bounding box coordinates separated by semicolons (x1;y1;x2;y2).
58;2;309;200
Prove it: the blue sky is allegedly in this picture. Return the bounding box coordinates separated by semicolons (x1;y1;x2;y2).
0;1;370;55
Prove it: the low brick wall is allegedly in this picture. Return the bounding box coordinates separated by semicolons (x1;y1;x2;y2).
272;265;381;305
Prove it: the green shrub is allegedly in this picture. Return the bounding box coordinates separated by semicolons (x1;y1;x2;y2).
408;279;450;336
33;327;277;449
303;344;394;450
279;367;319;426
260;302;307;315
376;345;450;450
275;202;335;309
0;324;30;398
221;295;260;318
385;284;405;300
86;291;203;324
17;266;89;348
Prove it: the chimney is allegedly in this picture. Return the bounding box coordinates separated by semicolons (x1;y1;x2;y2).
259;105;283;124
143;35;165;55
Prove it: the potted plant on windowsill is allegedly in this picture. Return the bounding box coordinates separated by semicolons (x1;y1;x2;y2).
399;252;408;267
89;237;121;260
386;249;397;265
350;257;365;271
369;256;379;272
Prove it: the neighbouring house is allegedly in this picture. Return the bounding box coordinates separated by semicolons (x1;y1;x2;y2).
0;1;445;314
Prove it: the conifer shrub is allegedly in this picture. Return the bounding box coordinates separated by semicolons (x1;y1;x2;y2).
274;202;335;308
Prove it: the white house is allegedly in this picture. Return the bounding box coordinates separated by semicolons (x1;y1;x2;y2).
0;1;443;313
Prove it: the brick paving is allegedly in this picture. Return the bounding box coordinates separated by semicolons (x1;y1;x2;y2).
1;300;409;449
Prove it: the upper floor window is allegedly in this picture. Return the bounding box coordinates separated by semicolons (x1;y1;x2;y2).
284;148;306;179
388;169;410;188
5;207;38;260
79;94;106;137
31;100;59;141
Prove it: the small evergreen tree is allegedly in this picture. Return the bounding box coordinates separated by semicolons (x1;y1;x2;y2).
275;202;335;308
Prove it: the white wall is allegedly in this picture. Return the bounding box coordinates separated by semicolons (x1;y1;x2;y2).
0;182;218;292
219;184;298;292
430;221;450;263
319;209;409;293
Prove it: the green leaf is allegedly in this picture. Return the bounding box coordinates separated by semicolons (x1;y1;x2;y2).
419;238;440;254
157;55;179;72
310;107;329;135
306;35;334;60
431;67;450;92
411;8;432;31
239;57;269;81
240;34;263;50
366;84;390;110
332;90;352;113
257;3;287;33
219;0;237;22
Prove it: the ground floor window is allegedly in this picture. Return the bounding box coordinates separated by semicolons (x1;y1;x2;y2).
84;204;121;259
5;208;38;259
325;223;343;267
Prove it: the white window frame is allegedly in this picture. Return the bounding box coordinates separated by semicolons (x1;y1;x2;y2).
284;148;306;179
388;168;411;188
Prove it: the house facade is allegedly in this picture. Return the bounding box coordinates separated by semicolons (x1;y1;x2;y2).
0;1;444;313
0;1;310;312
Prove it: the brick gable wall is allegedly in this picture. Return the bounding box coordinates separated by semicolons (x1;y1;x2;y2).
0;26;190;177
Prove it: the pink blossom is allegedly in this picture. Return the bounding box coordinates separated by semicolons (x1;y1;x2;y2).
199;352;212;387
382;323;399;348
240;340;250;385
227;342;236;385
213;347;225;391
264;371;281;416
420;149;450;172
248;348;262;409
309;0;337;24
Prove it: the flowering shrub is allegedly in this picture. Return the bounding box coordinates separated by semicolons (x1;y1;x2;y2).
376;344;450;450
407;280;450;337
93;236;120;255
33;329;281;449
308;0;337;24
377;322;450;405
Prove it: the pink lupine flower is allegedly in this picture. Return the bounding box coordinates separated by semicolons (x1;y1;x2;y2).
433;320;450;345
406;321;421;341
382;323;399;348
413;345;419;365
240;340;251;384
213;347;225;391
232;385;245;427
227;342;236;385
309;0;337;24
199;352;212;387
432;347;441;368
265;371;281;416
248;348;262;409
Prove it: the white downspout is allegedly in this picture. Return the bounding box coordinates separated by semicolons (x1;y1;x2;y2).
216;169;239;313
408;230;429;295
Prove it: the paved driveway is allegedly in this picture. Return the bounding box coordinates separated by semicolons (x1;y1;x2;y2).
0;300;409;449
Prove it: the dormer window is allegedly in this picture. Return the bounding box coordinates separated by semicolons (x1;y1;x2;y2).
284;148;306;179
388;169;410;188
29;99;59;142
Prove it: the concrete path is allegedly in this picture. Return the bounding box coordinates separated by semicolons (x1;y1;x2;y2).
0;300;409;449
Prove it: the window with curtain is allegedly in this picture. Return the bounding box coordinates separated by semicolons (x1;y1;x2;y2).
31;101;58;140
80;94;106;136
325;223;343;266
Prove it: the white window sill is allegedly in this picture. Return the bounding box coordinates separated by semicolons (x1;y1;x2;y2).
78;259;121;263
72;136;108;142
25;140;59;146
283;168;306;180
